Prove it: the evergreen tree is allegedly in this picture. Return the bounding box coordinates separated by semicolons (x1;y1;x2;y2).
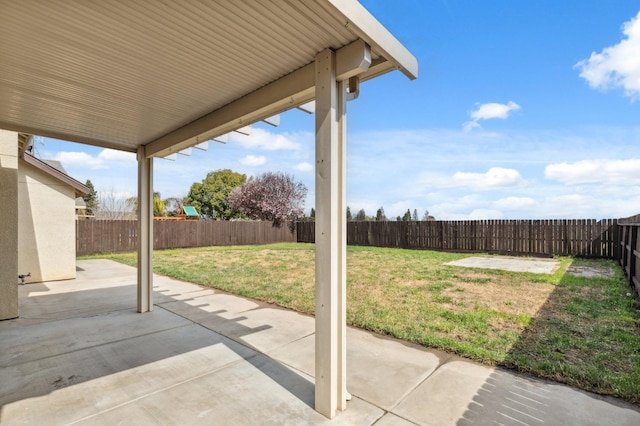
310;207;316;219
402;209;412;221
83;179;98;215
355;208;367;221
376;206;387;221
346;206;352;221
413;209;419;221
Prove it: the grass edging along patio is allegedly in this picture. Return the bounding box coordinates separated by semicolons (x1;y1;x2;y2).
83;243;640;405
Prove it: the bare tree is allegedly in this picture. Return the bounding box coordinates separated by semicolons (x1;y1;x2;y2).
229;172;307;225
96;190;136;220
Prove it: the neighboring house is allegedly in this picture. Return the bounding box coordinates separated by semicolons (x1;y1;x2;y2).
18;135;89;283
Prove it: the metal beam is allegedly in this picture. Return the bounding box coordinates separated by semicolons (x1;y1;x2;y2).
297;101;316;114
262;114;281;127
314;48;347;419
144;63;315;158
144;40;371;159
137;146;153;313
335;39;371;81
337;78;348;411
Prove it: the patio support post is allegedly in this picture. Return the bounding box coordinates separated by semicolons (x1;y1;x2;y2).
137;146;153;313
314;48;348;418
0;130;19;320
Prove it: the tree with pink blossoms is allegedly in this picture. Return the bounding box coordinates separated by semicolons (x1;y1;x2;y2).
229;172;307;226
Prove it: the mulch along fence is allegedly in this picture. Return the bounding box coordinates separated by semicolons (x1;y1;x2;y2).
76;220;296;256
618;214;640;295
297;219;619;258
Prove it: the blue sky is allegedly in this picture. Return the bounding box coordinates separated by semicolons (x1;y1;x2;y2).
38;1;640;220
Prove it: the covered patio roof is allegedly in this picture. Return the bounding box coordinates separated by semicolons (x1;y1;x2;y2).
0;0;416;156
0;0;417;419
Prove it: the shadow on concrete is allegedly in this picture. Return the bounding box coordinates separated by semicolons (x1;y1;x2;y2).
0;268;316;419
456;258;640;425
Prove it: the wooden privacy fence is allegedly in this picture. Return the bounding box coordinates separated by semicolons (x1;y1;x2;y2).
297;219;619;258
76;220;296;256
618;214;640;295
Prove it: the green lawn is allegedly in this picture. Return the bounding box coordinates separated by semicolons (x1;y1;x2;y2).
86;243;640;405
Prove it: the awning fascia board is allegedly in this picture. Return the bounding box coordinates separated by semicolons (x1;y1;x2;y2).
322;0;418;80
144;40;371;159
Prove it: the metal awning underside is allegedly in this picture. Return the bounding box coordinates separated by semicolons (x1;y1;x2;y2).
0;0;417;156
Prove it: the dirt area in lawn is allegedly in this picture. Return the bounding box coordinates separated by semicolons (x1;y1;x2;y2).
565;265;618;279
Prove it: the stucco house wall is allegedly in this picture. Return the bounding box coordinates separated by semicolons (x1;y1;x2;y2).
18;156;86;283
0;130;19;319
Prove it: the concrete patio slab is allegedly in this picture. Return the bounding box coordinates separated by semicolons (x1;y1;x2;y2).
71;355;384;426
447;256;560;274
160;291;262;321
393;360;640;426
160;292;315;353
374;413;417;425
4;275;136;325
1;320;257;425
0;308;190;367
269;328;445;411
393;360;494;425
2;258;639;425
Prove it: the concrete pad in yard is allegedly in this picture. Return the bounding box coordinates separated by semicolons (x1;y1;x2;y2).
70;355;384;426
0;322;257;425
269;327;444;410
447;256;560;274
393;360;640;426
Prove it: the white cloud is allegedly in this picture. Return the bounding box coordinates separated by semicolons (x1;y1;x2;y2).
538;194;596;218
240;155;267;166
99;149;136;163
293;162;313;172
230;128;307;151
575;11;640;99
493;197;537;211
53;151;105;169
545;158;640;185
463;101;521;131
451;167;524;190
467;209;505;220
52;148;135;170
